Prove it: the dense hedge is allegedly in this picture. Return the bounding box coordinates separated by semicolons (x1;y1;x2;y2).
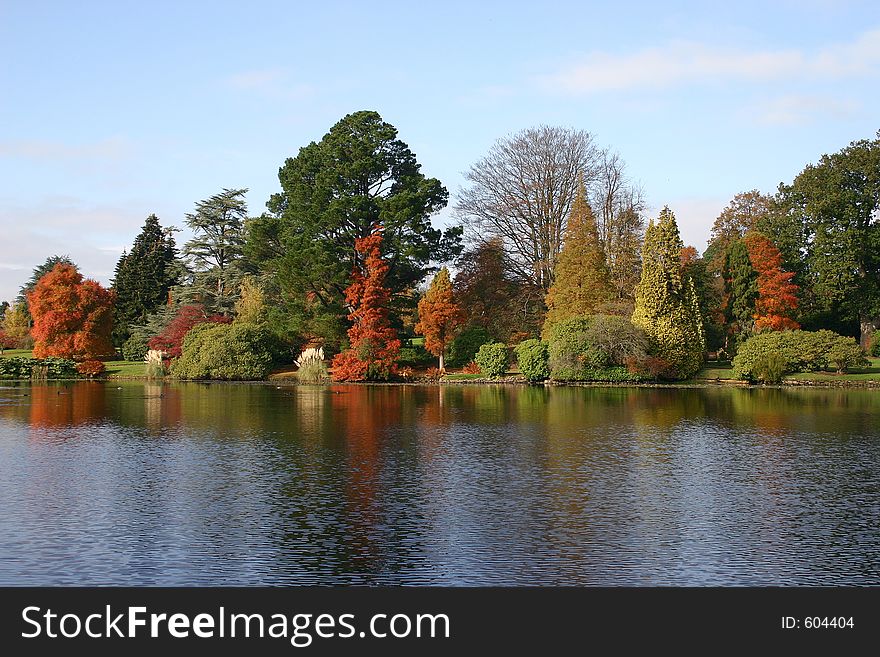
515;339;550;382
732;330;868;381
0;357;78;379
170;323;286;380
448;326;492;368
474;342;509;378
547;315;650;381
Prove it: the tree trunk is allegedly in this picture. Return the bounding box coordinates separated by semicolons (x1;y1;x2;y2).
860;314;879;350
439;352;445;373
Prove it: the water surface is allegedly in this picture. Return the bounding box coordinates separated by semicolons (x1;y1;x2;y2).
0;381;877;585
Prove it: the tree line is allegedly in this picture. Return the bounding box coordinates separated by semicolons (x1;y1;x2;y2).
1;110;877;381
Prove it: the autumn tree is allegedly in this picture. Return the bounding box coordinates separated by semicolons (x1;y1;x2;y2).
147;304;231;359
112;214;179;344
453;238;542;341
234;276;268;324
415;268;462;371
704;190;774;272
331;227;401;381
744;232;800;332
27;263;115;359
1;301;30;348
631;207;705;378
543;187;613;336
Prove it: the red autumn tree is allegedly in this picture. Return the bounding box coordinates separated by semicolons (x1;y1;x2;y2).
27;263;116;359
744;232;800;332
148;303;231;359
331;226;401;381
415;267;462;371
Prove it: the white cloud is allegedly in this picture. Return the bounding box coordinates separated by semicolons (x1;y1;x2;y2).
540;28;880;94
750;94;861;126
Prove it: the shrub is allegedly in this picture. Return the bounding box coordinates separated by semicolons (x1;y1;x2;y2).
625;355;673;380
296;358;328;383
583;314;650;365
0;357;77;379
474;342;508;378
448;326;493;368
76;360;106;378
462;361;481;374
869;334;880;358
732;330;868;381
148;304;231;359
827;339;870;374
145;350;166;379
424;366;443;381
751;352;786;384
398;344;435;367
547;316;603;380
121;332;151;362
171;323;284;380
515;339;550;382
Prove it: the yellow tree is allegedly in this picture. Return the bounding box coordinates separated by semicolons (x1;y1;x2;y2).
543;186;613;336
415;268;462;371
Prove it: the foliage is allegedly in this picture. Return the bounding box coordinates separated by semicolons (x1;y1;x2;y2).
76;360;106;377
171;322;284;380
871;335;880;357
415;268;462;370
121;331;150;362
732;330;868;380
296;358;329;383
474;342;509;378
751;352;787;384
722;239;758;342
768;133;880;347
112;214;179;344
543;187;613;335
625;355;674;380
0;329;15;352
545;315;648;381
704;191;774;271
234;276;268;324
681;246;725;351
453;239;542;341
1;302;31;348
246;110;459;349
16;255;76;309
631;207;705;378
547;316;604;379
448;325;493;368
515;339;550;382
423;366;443;381
398;344;434;367
744;232;799;332
28;263;116;360
331;227;401;381
180;188;248;314
462;361;481;374
0;357;77;379
148;304;231;359
145;350;166;379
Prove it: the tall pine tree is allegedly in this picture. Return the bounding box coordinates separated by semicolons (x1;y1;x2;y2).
112;214;179;344
722;238;758;345
543;186;613;336
631;207;705;378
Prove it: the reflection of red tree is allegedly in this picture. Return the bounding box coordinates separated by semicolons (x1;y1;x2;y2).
143;384;182;428
330;385;401;562
29;383;106;430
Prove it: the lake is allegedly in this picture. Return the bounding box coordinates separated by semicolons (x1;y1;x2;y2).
0;381;877;585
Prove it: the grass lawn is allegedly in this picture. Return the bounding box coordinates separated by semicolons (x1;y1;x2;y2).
0;349;34;358
1;350;146;378
695;361;735;380
695;358;880;382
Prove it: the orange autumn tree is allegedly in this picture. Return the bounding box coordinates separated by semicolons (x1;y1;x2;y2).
744;232;800;332
415;267;462;372
331;226;401;381
27;263;115;359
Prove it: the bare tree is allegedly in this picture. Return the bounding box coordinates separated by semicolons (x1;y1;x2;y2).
455;126;600;292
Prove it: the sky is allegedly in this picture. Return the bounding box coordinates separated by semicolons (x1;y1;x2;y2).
1;0;878;304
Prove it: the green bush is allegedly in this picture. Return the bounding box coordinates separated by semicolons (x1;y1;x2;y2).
296;359;328;383
547;316;604;380
732;330;868;381
171;323;285;380
515;339;550;382
398;344;435;367
751;351;786;384
448;326;492;368
474;342;509;378
121;332;151;362
0;357;78;379
870;335;880;358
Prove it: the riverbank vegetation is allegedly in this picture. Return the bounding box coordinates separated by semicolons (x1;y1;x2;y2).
1;113;878;384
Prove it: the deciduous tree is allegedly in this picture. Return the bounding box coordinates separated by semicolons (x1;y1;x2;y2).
331;227;401;381
744;232;800;332
147;304;231;359
1;301;30;347
27;263;115;359
415;268;462;371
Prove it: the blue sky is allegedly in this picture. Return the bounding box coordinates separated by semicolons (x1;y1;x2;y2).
1;0;878;303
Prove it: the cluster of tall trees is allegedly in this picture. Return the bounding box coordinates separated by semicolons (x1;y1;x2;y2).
1;114;876;376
